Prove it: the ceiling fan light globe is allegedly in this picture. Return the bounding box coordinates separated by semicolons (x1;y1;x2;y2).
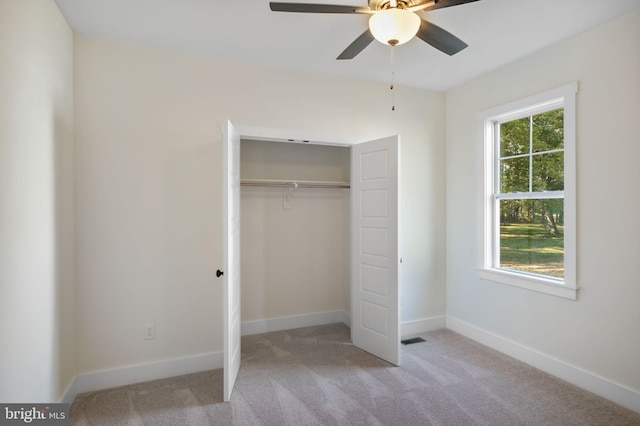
369;8;420;46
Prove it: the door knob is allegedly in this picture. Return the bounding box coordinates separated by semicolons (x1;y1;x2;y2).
216;269;224;278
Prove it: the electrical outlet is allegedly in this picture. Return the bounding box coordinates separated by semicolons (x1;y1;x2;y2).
144;323;156;340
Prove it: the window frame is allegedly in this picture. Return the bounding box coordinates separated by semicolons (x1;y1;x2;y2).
478;83;578;300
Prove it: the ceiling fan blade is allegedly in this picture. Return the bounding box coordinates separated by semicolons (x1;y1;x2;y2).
269;2;368;13
416;19;468;55
422;0;481;12
337;29;374;60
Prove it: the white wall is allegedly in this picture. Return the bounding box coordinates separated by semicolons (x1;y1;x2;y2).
446;8;640;400
0;0;75;402
74;36;446;374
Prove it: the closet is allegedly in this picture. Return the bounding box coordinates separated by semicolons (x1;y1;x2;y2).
221;121;399;401
239;139;351;331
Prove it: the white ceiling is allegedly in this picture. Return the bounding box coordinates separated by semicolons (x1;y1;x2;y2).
54;0;640;91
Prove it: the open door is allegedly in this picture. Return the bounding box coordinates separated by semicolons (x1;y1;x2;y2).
351;135;400;366
222;120;241;401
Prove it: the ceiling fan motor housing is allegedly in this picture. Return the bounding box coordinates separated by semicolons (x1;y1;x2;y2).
369;0;416;10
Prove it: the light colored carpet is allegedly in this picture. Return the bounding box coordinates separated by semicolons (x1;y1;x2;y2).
70;323;640;425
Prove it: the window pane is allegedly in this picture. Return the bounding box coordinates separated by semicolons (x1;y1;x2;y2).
533;109;563;152
500;117;530;157
500;156;529;193
499;199;564;278
532;151;564;191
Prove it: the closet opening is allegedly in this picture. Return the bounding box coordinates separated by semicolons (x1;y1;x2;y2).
239;139;352;335
222;121;399;401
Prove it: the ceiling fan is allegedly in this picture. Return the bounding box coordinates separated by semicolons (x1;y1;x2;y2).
269;0;480;60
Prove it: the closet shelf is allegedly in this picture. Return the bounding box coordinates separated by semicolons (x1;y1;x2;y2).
241;179;350;189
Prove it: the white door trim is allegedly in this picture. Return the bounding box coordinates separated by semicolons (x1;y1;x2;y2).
222;121;242;402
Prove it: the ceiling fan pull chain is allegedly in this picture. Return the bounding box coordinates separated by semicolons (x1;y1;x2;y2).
390;44;395;111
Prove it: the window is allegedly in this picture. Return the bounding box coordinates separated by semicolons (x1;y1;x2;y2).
479;83;577;300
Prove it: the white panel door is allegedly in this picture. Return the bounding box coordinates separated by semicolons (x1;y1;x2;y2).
222;120;241;401
351;135;400;366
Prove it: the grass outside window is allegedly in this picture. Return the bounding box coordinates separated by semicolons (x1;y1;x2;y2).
500;223;564;278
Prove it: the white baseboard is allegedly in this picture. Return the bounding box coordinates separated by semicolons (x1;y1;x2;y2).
61;312;448;405
241;311;447;339
62;312;349;403
401;315;446;338
241;310;350;336
62;351;222;404
447;315;640;414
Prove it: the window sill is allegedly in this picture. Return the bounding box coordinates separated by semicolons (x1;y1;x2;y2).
478;268;577;300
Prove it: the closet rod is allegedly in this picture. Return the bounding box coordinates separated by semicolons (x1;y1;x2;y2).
241;179;350;189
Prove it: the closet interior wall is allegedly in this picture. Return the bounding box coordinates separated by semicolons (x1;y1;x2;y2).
240;139;351;328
